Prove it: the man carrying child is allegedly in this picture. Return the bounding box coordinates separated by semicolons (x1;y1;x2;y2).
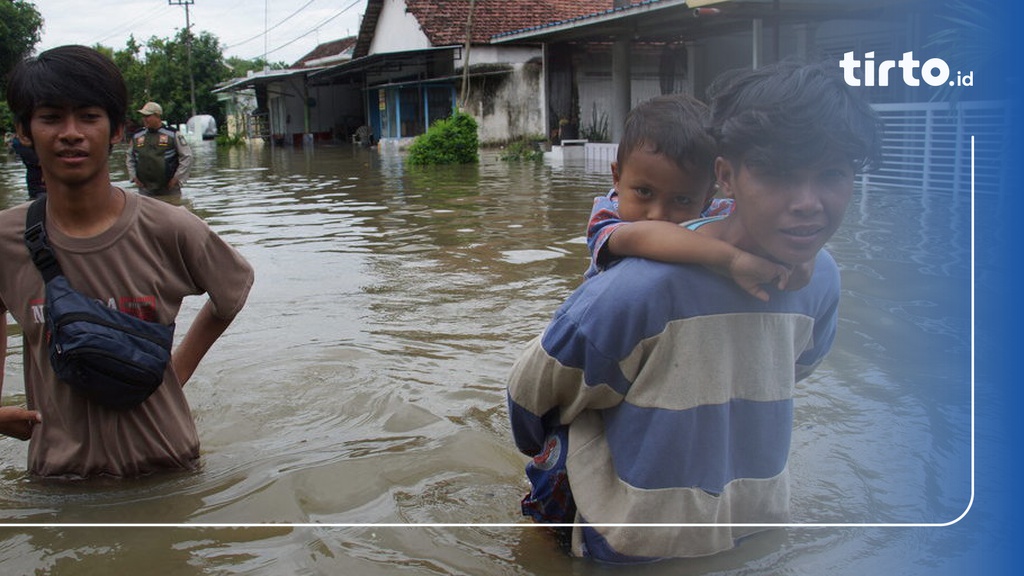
507;60;881;562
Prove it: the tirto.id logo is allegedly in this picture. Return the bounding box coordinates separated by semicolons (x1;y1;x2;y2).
840;51;974;88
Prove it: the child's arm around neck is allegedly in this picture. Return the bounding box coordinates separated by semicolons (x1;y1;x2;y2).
606;219;792;302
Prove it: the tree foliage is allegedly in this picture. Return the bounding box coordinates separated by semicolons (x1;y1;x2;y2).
224;56;287;77
0;0;43;88
108;30;291;130
0;7;273;134
0;1;43;131
112;29;232;127
407;112;480;165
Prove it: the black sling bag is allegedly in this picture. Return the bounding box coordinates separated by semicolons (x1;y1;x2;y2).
23;197;175;410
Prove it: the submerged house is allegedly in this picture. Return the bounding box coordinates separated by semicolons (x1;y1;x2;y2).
492;0;1001;194
309;0;612;145
493;0;922;143
215;37;360;145
212;1;1002;195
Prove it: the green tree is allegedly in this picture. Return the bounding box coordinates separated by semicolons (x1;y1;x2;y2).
0;0;43;86
224;55;287;76
109;36;147;105
1;0;43;131
122;29;233;127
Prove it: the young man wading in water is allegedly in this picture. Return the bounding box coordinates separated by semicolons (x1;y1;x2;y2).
0;45;254;479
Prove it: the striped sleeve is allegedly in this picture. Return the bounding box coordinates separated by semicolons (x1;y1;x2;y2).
585;191;626;277
507;312;627;456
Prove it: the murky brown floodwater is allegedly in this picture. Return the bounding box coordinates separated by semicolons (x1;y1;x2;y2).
2;141;975;574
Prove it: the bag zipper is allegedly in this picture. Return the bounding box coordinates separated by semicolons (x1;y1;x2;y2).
53;311;172;348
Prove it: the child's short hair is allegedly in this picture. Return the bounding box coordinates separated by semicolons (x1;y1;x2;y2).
5;45;128;136
707;60;881;172
616;93;717;180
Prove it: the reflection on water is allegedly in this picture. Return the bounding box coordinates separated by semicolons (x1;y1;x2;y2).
1;143;973;574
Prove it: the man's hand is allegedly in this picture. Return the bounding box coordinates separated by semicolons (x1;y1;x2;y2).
0;406;41;441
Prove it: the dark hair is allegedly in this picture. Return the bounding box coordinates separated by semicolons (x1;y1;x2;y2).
617;93;717;180
707;60;882;173
5;45;128;136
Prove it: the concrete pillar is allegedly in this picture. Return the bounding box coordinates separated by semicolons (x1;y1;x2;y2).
612;38;631;143
541;43;550;139
686;41;697;96
793;22;817;60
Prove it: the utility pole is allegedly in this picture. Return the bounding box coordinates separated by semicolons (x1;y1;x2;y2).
168;0;197;118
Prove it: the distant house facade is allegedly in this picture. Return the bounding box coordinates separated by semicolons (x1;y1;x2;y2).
493;0;998;195
493;0;927;143
212;0;998;196
215;37;361;145
310;0;612;145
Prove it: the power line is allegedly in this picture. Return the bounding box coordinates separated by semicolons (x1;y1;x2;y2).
223;0;318;50
263;0;362;58
88;5;176;48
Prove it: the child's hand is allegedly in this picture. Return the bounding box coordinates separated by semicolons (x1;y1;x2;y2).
0;406;42;441
726;252;792;302
780;261;815;291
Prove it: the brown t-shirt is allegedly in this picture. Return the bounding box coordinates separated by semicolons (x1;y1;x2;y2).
0;191;254;478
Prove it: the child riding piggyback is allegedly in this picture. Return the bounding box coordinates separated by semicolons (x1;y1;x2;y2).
585;93;810;299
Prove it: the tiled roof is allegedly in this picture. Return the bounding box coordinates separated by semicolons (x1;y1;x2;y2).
491;0;683;40
405;0;614;45
291;36;358;68
354;0;616;56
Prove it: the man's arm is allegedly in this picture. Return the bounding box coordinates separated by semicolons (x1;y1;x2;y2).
169;134;194;189
607;220;792;301
507;333;624;455
0;314;41;440
125;136;138;180
170;300;235;386
125;137;146;189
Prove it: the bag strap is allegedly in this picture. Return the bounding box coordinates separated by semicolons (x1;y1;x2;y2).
23;196;63;283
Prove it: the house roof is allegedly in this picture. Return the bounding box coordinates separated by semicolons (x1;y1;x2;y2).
309;45;460;86
492;0;915;44
493;0;690;43
212;68;309;94
291;36;357;68
215;37;358;94
353;0;614;58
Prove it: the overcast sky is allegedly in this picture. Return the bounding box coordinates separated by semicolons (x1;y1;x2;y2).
35;0;366;67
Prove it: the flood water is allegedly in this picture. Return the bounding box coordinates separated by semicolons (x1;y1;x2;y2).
1;142;975;574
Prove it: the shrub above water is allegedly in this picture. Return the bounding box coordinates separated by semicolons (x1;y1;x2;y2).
499;138;544;162
407;112;479;165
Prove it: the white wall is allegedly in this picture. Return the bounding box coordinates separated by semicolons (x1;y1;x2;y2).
369;0;431;55
467;45;540;66
468;62;545;144
574;46;667;142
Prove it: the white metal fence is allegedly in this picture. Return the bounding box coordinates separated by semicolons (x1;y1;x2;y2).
580;100;1009;198
864;101;1008;198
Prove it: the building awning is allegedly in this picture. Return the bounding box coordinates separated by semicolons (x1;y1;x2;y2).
213;67;325;94
308;46;460;87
